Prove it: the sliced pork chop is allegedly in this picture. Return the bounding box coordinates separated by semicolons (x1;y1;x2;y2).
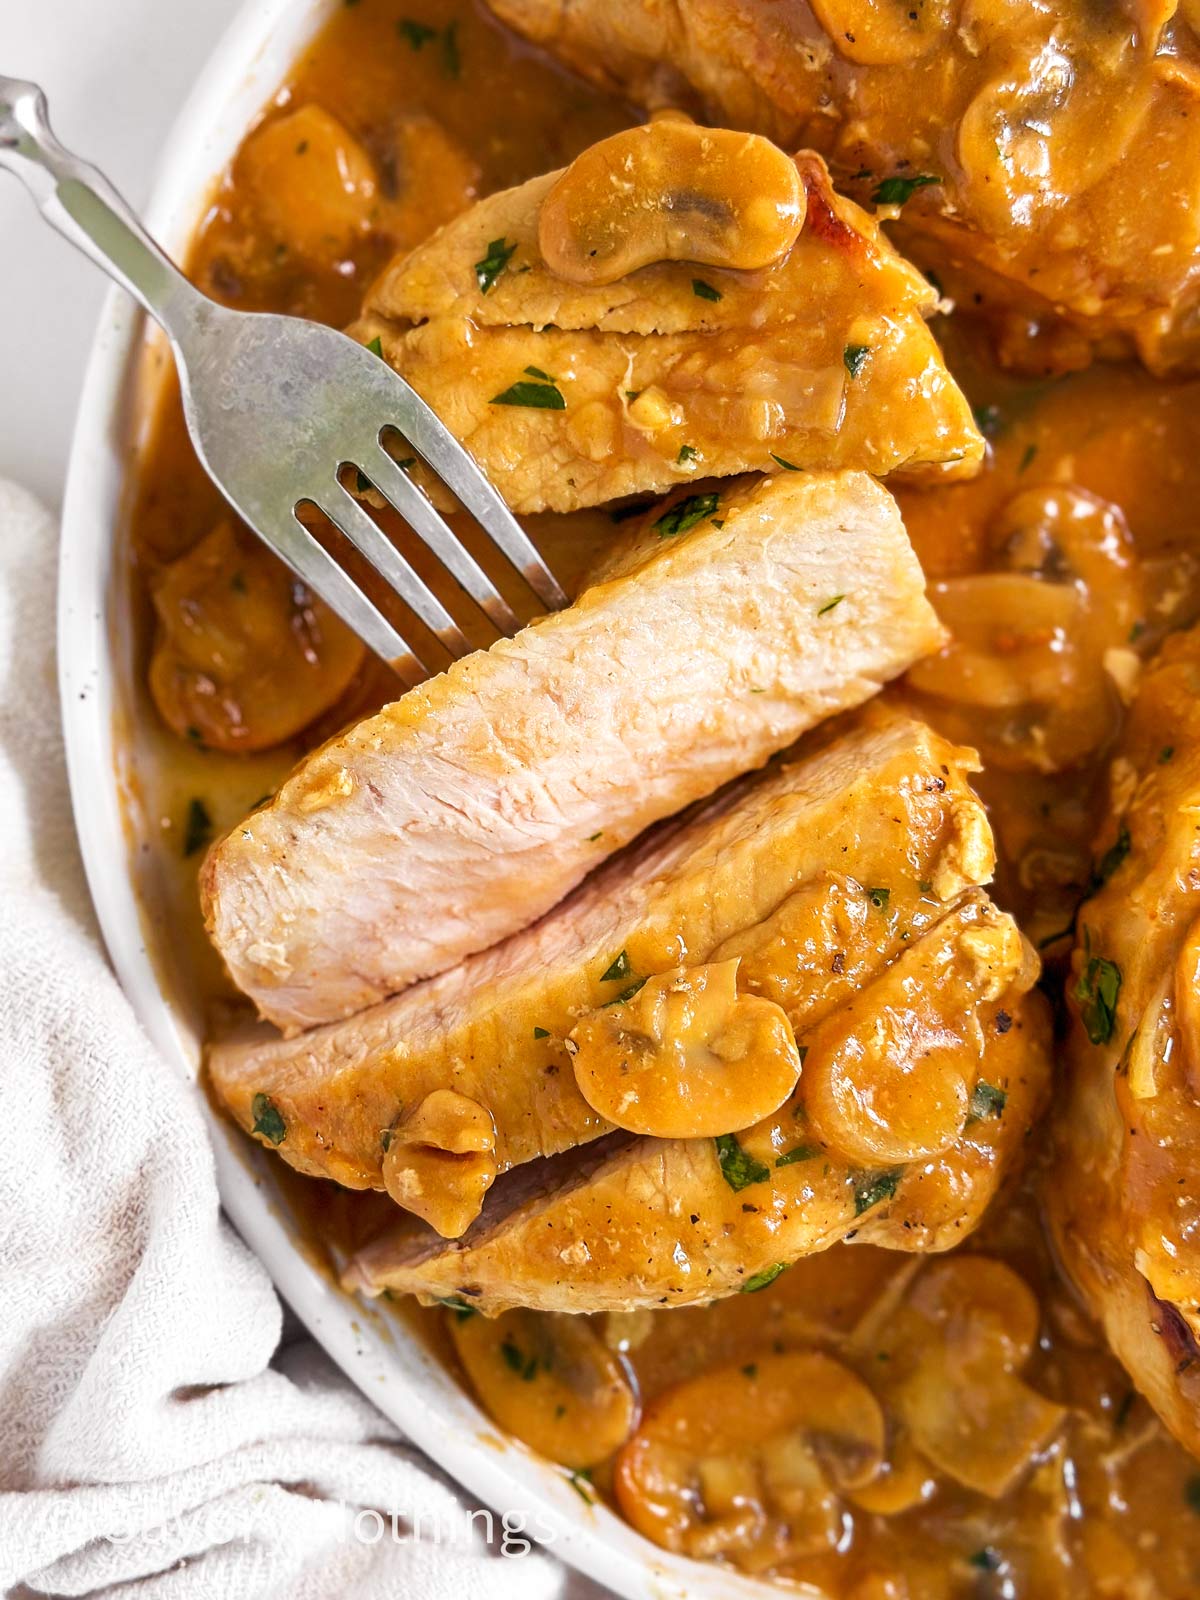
202;471;943;1031
352;150;982;513
1046;625;1200;1458
208;706;1001;1239
341;894;1048;1314
483;0;1200;374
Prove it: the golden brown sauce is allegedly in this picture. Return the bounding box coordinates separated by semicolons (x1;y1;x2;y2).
122;0;1200;1592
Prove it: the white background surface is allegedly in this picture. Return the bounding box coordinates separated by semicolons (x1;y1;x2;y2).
0;0;243;507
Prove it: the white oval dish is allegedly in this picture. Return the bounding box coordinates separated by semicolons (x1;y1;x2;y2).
55;2;782;1596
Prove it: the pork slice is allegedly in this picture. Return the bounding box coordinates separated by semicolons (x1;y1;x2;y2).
207;706;996;1219
201;471;943;1031
342;898;1050;1314
482;0;1200;375
351;152;982;513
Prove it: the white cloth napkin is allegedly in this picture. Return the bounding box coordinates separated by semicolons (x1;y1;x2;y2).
0;479;596;1600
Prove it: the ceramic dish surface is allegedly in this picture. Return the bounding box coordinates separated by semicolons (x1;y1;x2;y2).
56;2;769;1593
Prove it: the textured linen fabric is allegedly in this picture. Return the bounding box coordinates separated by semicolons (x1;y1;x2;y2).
0;479;592;1600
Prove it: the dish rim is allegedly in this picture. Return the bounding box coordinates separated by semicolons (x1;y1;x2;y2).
54;1;780;1596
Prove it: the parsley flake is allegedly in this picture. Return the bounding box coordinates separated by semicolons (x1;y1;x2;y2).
677;444;699;463
853;1168;902;1216
365;335;384;359
867;887;890;911
692;278;722;302
715;1133;771;1192
653;492;720;537
771;453;802;471
872;172;941;207
474;236;516;294
967;1080;1007;1122
397;18;437;48
817;595;845;616
433;1295;477;1321
776;1144;818;1167
1075;931;1121;1046
251;1093;286;1145
490;378;566;410
533;1026;550;1040
743;1263;787;1293
843;344;871;379
601;950;633;983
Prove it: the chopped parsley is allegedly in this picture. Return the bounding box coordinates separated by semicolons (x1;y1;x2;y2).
817;595;845;616
715;1133;771;1192
1186;1476;1200;1513
600;950;633;983
524;364;555;380
677;444;699;463
743;1263;787;1293
867;887;890;911
397;18;437;48
251;1093;286;1146
474;236;516;294
967;1080;1007;1122
853;1168;901;1217
500;1337;539;1380
776;1144;818;1167
1019;442;1038;473
1092;826;1131;889
354;469;373;495
490;378;566;410
230;571;247;595
441;19;461;78
1075;931;1121;1046
380;1127;393;1153
653;492;720;537
533;1026;550;1040
365;335;384;359
1160;745;1176;764
603;977;649;1008
843;344;871;379
692;278;723;302
433;1295;477;1321
742;1363;759;1378
969;1548;1002;1573
182;797;213;858
1113;1389;1136;1429
872;172;941;207
771;453;802;471
567;1469;595;1505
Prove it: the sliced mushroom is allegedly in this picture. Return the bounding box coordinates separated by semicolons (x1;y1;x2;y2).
800;893;1032;1165
381;1090;498;1239
812;0;957;64
450;1307;638;1470
537;120;805;286
149;521;364;753
615;1352;885;1567
567;960;801;1138
236;104;381;261
957;36;1154;233
855;1257;1067;1498
908;485;1143;771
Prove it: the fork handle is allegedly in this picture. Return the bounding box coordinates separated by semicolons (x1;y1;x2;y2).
0;77;204;344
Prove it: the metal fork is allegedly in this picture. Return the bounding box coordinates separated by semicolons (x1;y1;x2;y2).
0;78;567;679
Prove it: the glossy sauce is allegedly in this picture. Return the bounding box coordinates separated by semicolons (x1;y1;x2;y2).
123;0;1200;1592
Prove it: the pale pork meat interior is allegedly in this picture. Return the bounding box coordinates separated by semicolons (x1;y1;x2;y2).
202;470;944;1031
208;705;1026;1246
